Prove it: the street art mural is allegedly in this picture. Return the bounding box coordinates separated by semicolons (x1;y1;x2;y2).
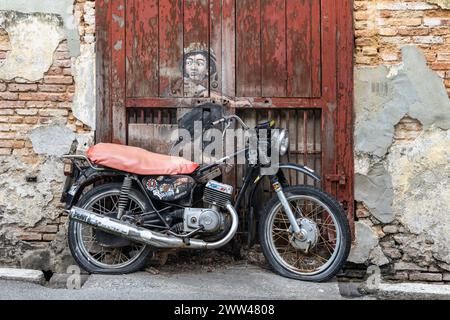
171;42;218;98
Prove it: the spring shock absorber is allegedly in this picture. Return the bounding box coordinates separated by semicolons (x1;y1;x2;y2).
117;176;132;219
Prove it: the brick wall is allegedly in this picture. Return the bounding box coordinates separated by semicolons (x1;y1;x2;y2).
355;0;450;95
1;39;84;242
0;0;94;253
353;1;450;284
0;41;84;160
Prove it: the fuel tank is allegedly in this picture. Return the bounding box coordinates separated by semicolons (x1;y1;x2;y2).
142;175;195;202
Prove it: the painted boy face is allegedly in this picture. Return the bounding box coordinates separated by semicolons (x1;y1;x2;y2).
185;53;207;81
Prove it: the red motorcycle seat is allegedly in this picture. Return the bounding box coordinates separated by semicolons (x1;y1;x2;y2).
86;143;199;175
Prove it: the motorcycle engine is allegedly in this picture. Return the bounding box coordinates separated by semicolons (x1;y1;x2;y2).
170;180;234;234
183;208;223;233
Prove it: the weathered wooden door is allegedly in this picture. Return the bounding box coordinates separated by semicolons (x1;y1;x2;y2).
96;0;354;228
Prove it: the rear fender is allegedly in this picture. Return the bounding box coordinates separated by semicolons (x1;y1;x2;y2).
63;168;127;209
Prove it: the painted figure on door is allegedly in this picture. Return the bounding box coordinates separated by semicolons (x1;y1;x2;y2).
171;42;218;98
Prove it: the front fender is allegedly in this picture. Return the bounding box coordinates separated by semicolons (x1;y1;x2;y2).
276;163;321;182
63;168;127;209
244;163;321;247
247;163;321;212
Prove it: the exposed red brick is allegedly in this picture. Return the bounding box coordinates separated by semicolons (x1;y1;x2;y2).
42;234;57;241
28;225;59;233
0;92;19;100
43;76;73;85
38;84;68;92
8;84;38;92
0;148;12;155
0;101;26;109
20;233;43;241
19;92;67;102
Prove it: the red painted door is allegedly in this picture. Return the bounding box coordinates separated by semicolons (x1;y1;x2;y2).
96;0;354;230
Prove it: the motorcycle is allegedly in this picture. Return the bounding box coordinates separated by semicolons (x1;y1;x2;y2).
60;104;351;282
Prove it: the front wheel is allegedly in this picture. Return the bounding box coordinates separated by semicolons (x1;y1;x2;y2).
259;185;351;282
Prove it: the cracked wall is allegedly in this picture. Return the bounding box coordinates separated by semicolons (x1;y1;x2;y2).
428;0;450;10
0;1;95;272
350;45;450;282
350;0;450;283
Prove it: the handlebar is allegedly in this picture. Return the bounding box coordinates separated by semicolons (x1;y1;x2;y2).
212;115;250;130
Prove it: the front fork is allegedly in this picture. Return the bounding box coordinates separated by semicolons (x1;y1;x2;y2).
270;176;303;237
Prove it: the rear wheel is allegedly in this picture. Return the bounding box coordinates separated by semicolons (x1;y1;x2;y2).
259;185;351;282
68;183;153;274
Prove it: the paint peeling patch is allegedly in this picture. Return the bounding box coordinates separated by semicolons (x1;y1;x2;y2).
112;14;124;28
0;0;80;57
355;163;395;223
348;222;379;264
30;125;76;157
426;0;450;9
387;129;450;263
355;45;450;158
0;156;65;228
354;45;450;267
114;40;123;51
0;11;65;81
72;44;96;129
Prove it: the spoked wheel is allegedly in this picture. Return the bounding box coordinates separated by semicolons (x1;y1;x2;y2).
259;185;351;282
68;183;153;274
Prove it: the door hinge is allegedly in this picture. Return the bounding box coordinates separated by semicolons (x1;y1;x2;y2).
325;174;346;185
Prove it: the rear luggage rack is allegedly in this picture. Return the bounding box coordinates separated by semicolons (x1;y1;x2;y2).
61;155;104;171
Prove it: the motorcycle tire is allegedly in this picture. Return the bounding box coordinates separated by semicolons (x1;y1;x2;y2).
68;183;153;274
259;185;351;282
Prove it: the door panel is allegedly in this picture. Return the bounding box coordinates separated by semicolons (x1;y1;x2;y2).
159;0;184;98
286;0;321;97
236;0;261;97
261;0;286;97
183;0;211;98
126;0;159;98
124;0;322;100
236;0;322;98
97;0;354;231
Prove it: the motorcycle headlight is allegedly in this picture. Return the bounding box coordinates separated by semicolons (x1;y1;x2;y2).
272;129;289;157
276;129;289;156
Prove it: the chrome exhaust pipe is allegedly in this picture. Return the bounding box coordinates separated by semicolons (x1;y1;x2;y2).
68;203;238;250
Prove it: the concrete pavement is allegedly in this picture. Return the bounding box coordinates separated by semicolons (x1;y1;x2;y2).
375;282;450;300
0;264;349;300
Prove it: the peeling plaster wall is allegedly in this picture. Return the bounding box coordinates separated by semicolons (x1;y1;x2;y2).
428;0;450;9
0;0;80;57
0;1;95;272
72;43;96;129
0;2;96;129
350;45;450;281
0;12;65;82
